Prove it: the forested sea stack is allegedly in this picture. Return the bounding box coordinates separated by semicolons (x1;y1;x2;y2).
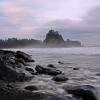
44;30;82;47
44;30;65;47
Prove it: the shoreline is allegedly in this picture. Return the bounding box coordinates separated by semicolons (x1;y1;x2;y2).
0;49;99;100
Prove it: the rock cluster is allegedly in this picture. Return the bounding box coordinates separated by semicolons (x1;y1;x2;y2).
0;50;99;100
0;50;34;82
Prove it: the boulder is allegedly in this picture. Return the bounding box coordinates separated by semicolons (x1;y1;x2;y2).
0;50;4;54
73;68;80;70
52;75;69;82
25;67;34;72
0;50;16;55
96;74;100;76
47;64;56;68
4;50;16;55
7;84;14;88
64;85;100;100
58;61;64;64
35;65;62;75
17;58;27;65
15;62;25;68
16;51;34;62
0;53;17;64
24;85;38;91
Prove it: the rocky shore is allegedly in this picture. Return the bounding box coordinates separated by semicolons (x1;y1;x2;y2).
0;49;99;100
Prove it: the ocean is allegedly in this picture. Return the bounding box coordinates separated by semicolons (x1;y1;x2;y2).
8;47;100;94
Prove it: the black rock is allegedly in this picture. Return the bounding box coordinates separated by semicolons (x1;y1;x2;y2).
64;85;99;100
52;74;69;82
47;64;56;68
24;85;38;91
96;74;100;76
73;68;80;70
25;67;35;75
0;50;16;55
35;65;62;75
7;84;13;88
0;50;4;54
17;58;26;65
25;67;34;72
0;53;16;64
17;62;25;68
16;51;35;62
4;50;16;54
58;61;64;64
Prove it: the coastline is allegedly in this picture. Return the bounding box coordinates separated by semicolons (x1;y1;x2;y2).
0;49;100;100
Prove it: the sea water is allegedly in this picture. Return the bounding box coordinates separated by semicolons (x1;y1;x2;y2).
9;47;100;94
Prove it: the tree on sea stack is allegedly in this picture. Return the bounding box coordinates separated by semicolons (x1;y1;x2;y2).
44;30;65;47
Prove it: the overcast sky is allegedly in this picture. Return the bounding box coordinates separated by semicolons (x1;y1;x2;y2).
0;0;100;46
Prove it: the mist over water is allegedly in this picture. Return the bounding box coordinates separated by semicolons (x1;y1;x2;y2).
8;47;100;92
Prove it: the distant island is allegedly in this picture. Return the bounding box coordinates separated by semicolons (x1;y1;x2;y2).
44;30;81;47
0;30;82;48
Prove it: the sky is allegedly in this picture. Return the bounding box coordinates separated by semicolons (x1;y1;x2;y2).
0;0;100;46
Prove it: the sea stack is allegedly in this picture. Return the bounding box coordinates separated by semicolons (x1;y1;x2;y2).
44;30;65;47
44;30;81;47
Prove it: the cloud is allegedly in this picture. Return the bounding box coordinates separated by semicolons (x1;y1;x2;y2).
0;1;31;14
83;5;100;24
0;1;42;35
0;0;100;46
